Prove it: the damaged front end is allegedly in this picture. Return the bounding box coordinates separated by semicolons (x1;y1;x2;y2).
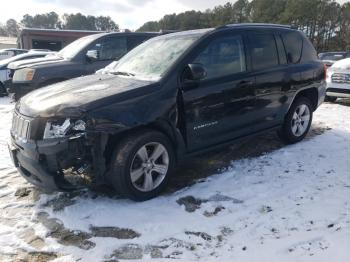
8;110;108;192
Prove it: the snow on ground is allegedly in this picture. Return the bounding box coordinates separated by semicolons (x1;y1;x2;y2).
0;97;349;262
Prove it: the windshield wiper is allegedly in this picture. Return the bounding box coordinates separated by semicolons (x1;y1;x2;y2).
110;71;135;76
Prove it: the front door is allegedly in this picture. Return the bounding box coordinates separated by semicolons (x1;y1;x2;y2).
181;33;257;151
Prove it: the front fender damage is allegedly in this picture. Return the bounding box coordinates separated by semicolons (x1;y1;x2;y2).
47;130;111;190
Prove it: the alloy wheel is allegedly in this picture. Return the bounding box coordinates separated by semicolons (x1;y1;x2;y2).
291;104;311;137
130;142;169;192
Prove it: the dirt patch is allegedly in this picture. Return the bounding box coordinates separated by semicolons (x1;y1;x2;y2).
110;244;143;260
203;206;225;217
185;231;213;241
90;226;140;239
176;196;204;212
43;192;80;211
14;187;31;198
36;212;142;251
15;251;58;262
19;228;46;250
36;212;95;250
177;194;243;213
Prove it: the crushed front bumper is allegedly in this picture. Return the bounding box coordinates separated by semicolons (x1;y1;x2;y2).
8;141;59;191
8;133;98;192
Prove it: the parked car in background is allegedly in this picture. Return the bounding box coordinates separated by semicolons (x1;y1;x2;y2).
0;48;28;61
325;58;350;102
0;50;55;96
8;24;326;201
8;32;161;100
319;51;350;67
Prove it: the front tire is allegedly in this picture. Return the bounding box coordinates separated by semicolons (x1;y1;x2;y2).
108;130;175;201
278;97;313;144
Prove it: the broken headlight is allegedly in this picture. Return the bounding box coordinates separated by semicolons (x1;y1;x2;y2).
43;118;86;139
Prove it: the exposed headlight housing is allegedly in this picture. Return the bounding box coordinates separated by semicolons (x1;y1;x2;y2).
13;68;36;82
43;118;86;139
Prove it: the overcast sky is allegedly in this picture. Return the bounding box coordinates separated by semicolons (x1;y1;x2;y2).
0;0;349;30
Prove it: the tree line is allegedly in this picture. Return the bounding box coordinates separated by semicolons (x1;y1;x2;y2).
0;12;118;37
138;0;350;52
0;0;349;52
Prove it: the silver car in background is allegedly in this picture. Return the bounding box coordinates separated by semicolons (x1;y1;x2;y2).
326;58;350;102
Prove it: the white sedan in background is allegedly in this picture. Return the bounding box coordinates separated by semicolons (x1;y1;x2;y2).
326;58;350;102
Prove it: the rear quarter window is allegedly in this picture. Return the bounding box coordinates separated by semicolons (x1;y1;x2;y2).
281;31;303;64
300;37;318;62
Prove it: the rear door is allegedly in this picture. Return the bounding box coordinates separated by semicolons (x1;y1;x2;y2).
246;31;291;131
181;31;257;151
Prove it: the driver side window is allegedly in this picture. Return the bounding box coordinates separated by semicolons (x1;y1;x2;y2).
88;37;127;61
193;35;246;80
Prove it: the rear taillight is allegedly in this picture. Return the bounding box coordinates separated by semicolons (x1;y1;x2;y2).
324;64;327;80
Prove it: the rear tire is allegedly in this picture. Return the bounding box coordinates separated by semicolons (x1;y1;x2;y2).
324;96;337;103
278;97;313;144
108;130;175;201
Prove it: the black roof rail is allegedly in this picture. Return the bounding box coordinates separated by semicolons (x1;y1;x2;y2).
219;23;297;30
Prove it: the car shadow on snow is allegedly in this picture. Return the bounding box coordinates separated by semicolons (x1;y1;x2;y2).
167;122;332;193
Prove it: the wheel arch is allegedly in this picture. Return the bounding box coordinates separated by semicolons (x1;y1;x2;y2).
292;87;319;111
102;120;186;169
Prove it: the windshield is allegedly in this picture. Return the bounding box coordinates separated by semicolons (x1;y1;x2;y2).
109;34;202;81
58;35;97;59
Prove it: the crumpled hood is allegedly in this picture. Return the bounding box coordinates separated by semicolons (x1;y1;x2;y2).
18;74;157;117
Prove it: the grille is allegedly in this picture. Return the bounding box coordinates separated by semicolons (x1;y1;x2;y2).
11;112;31;142
331;73;350;84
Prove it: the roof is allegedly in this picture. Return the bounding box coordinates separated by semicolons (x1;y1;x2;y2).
20;28;160;39
224;23;294;29
0;36;17;45
21;28;103;34
160;28;214;38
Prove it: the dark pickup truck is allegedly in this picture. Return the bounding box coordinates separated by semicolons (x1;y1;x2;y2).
9;24;326;201
8;31;160;100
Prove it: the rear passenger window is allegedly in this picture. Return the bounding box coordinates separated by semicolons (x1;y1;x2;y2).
249;33;279;71
193;35;246;80
281;32;303;64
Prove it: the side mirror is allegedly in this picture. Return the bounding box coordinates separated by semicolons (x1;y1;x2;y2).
186;63;207;81
86;50;100;61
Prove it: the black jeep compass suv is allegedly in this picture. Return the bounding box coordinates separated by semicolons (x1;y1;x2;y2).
9;24;326;201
